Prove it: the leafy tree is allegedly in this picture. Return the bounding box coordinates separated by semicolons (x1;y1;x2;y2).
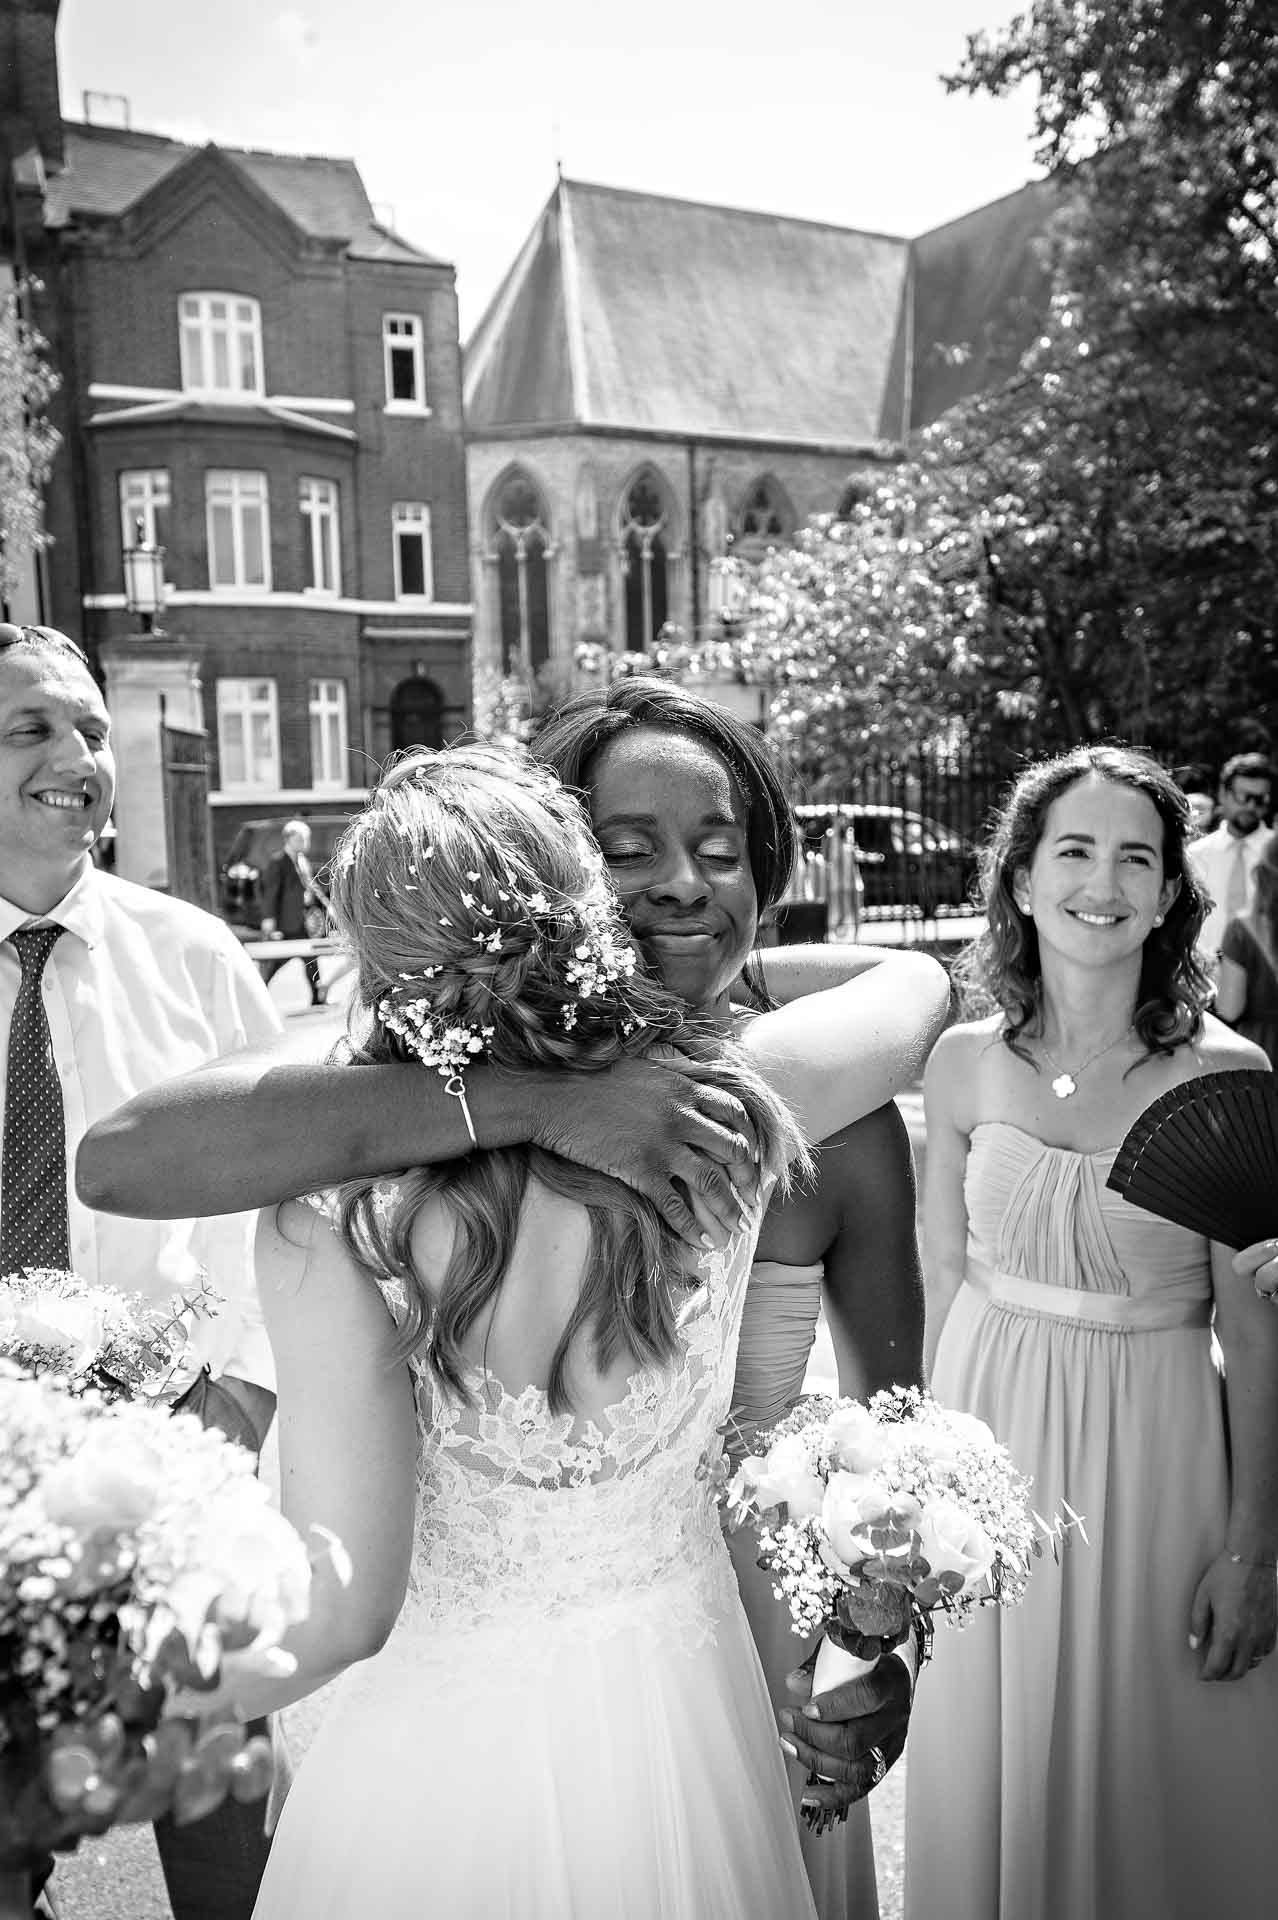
716;2;1278;774
0;284;60;615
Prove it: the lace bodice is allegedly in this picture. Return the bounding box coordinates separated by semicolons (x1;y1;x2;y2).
343;1195;764;1683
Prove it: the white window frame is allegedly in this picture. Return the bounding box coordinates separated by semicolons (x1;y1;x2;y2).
179;292;264;396
216;678;280;792
206;470;272;592
392;501;433;602
118;469;171;557
299;477;341;596
383;313;427;413
308;678;349;790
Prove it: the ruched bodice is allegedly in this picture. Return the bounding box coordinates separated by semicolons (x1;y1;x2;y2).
729;1259;823;1456
965;1121;1211;1323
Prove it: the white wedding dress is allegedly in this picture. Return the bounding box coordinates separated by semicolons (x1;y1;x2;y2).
252;1209;817;1919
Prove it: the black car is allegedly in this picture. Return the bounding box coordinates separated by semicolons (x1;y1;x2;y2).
793;802;976;917
218;814;353;930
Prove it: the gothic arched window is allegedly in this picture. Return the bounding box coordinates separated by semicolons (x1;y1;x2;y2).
620;472;670;652
491;471;551;673
733;475;794;561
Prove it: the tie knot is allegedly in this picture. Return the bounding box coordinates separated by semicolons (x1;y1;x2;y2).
11;923;64;976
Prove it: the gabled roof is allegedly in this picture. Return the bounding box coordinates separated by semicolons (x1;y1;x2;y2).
465;179;913;450
465;176;1054;447
909;178;1058;430
43;121;444;267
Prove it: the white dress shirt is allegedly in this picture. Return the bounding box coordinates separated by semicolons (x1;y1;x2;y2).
1188;822;1274;954
0;864;283;1388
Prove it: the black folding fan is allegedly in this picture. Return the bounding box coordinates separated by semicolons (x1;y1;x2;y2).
1105;1069;1278;1249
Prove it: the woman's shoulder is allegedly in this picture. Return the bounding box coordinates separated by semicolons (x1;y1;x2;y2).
1175;1013;1271;1079
926;1012;1003;1073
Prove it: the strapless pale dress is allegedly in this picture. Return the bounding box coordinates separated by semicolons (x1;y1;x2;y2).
727;1260;880;1920
904;1122;1278;1920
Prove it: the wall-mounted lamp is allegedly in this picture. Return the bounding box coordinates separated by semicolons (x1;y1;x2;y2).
122;517;166;635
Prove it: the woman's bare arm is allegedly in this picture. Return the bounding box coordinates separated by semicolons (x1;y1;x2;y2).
740;949;951;1144
75;1039;758;1252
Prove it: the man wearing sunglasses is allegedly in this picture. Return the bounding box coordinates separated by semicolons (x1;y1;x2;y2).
0;625;283;1919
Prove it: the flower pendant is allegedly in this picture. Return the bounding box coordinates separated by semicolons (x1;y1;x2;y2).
1051;1073;1078;1099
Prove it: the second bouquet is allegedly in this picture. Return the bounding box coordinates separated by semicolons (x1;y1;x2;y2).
726;1385;1079;1823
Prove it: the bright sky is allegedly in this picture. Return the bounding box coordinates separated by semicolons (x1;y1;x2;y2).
56;0;1041;338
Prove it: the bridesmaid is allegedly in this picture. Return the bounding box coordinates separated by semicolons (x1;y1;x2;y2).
905;746;1278;1920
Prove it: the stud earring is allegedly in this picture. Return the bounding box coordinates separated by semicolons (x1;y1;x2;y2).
1152;914;1165;927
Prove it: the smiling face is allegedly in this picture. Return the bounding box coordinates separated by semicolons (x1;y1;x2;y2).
0;649;116;912
587;725;758;1016
1015;773;1178;968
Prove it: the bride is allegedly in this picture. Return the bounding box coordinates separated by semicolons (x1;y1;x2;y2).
204;743;902;1919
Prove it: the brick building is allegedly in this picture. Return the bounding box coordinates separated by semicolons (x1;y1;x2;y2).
2;1;472;886
464;176;1052;693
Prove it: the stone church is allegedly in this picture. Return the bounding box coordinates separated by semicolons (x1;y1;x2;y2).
464;173;1054;691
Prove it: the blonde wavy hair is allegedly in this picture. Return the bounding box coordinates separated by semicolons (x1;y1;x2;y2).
324;744;808;1412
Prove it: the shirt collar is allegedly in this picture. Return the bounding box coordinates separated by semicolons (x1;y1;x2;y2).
0;862;104;950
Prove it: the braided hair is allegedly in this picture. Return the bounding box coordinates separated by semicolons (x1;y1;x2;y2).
324;744;807;1411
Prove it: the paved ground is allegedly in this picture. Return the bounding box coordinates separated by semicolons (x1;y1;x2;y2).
53;966;927;1919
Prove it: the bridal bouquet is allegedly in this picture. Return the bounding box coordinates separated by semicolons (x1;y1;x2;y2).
0;1266;223;1400
727;1386;1078;1816
0;1364;322;1894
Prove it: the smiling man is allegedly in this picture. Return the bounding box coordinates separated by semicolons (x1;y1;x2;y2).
0;624;284;1919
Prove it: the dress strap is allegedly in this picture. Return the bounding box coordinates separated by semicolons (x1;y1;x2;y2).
964;1257;1212;1333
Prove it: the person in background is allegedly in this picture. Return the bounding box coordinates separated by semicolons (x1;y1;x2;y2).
79;679;950;1915
905;744;1278;1920
259;818;325;1007
1214;832;1278;1065
1187;751;1274;962
0;623;285;1920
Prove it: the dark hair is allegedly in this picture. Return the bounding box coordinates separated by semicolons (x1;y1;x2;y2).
1220;751;1274;792
954;745;1213;1060
0;624;90;669
533;677;798;916
325;743;807;1414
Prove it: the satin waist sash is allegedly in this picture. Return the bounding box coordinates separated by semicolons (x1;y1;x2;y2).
964;1258;1212;1333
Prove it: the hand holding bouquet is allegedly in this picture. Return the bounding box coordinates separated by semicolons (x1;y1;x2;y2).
727;1387;1079;1822
0;1364;326;1899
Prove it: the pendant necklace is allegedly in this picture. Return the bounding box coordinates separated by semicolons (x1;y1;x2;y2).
1037;1025;1134;1100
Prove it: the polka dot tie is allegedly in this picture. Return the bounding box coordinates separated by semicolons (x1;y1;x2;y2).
0;923;69;1274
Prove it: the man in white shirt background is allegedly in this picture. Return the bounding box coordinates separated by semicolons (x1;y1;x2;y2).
1187;750;1274;962
0;623;283;1918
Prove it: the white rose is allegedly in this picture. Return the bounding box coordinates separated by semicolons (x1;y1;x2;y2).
924;1408;1001;1476
916;1495;996;1595
41;1425;169;1533
824;1403;894;1474
738;1433;825;1521
17;1291;110;1373
822;1471;922;1570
